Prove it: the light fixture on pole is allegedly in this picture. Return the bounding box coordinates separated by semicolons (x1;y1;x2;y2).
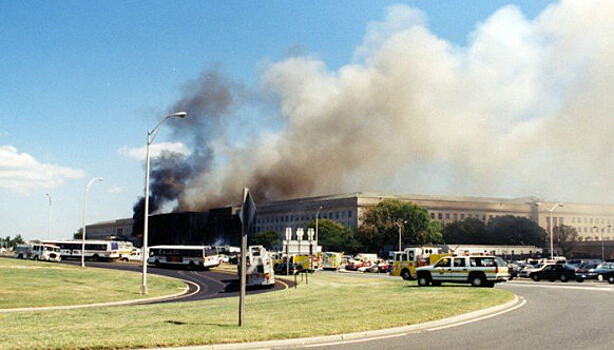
45;193;52;240
81;177;103;268
142;111;187;295
539;202;563;260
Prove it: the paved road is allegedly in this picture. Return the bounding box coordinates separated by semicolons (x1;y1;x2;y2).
301;280;614;350
62;260;291;303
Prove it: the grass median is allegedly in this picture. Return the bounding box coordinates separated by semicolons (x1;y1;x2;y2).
0;258;186;309
0;268;514;350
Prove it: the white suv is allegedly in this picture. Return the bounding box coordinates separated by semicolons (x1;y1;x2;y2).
415;255;510;287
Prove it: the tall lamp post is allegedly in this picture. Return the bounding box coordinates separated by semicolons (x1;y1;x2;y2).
540;202;563;260
315;206;322;243
397;220;407;252
142;111;187;295
285;228;292;276
595;225;610;261
45;193;52;240
81;177;103;268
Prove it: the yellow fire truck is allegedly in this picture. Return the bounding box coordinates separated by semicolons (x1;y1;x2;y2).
390;246;450;280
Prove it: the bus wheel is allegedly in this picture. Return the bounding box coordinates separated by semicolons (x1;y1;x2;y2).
188;261;195;270
401;269;411;280
92;254;99;262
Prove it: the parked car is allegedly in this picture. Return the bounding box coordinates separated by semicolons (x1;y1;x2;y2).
580;263;614;280
575;263;600;278
519;263;546;278
601;270;614;284
529;264;583;282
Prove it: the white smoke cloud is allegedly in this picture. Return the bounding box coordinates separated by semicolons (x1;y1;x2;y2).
182;0;614;209
118;142;191;161
0;145;84;194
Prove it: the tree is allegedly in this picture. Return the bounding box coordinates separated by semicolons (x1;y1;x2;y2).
249;231;282;250
553;225;578;257
306;219;359;253
357;199;432;253
419;221;444;246
443;218;488;244
73;228;83;240
486;216;546;246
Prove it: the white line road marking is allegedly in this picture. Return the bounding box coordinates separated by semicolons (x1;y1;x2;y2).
426;297;527;332
303;332;407;348
507;282;614;292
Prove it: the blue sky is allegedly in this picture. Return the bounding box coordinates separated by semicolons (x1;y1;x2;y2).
2;0;601;241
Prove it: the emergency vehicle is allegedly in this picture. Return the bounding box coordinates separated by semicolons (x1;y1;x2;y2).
415;254;510;287
321;252;343;270
390;246;448;280
243;245;276;287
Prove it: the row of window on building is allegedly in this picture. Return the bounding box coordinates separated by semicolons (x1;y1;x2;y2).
428;212;525;222
570;217;613;225
255;210;354;225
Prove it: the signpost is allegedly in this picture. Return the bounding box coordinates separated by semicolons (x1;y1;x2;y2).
238;188;256;327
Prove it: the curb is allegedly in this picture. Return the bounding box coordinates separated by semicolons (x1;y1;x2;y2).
140;294;522;350
0;277;197;314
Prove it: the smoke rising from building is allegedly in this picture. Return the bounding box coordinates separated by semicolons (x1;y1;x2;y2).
138;0;614;217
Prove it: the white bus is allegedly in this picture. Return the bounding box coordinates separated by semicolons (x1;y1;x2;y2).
44;240;121;261
148;245;220;269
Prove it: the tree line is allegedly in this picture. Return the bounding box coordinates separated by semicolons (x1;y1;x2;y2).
0;235;25;249
250;199;579;256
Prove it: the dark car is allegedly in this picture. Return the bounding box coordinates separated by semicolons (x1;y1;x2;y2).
581;263;614;280
529;264;583;282
601;270;614;284
575;263;600;279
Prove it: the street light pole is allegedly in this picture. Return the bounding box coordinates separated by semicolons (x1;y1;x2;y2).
81;177;103;268
45;193;52;240
397;220;407;252
315;206;322;243
142;111;187;295
285;228;291;276
540;203;563;260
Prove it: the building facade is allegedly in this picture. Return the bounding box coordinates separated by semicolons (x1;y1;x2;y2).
254;192;614;242
86;218;134;241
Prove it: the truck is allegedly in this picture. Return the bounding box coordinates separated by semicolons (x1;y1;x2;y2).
390;247;449;280
415;254;510;287
14;242;61;262
242;245;276;287
321;252;343;270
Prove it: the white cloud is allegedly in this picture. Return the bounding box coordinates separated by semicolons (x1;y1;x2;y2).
118;142;191;161
0;145;84;194
108;186;124;194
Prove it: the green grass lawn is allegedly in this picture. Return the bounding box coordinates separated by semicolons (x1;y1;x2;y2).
0;258;186;309
0;268;514;350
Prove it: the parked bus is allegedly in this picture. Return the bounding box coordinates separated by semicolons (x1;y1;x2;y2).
43;240;121;261
148;245;220;269
14;242;61;262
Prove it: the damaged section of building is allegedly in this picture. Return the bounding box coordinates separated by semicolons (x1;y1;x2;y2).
86;207;241;247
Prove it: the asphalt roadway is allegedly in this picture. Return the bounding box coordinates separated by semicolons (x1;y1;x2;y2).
301;279;614;350
61;260;291;303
